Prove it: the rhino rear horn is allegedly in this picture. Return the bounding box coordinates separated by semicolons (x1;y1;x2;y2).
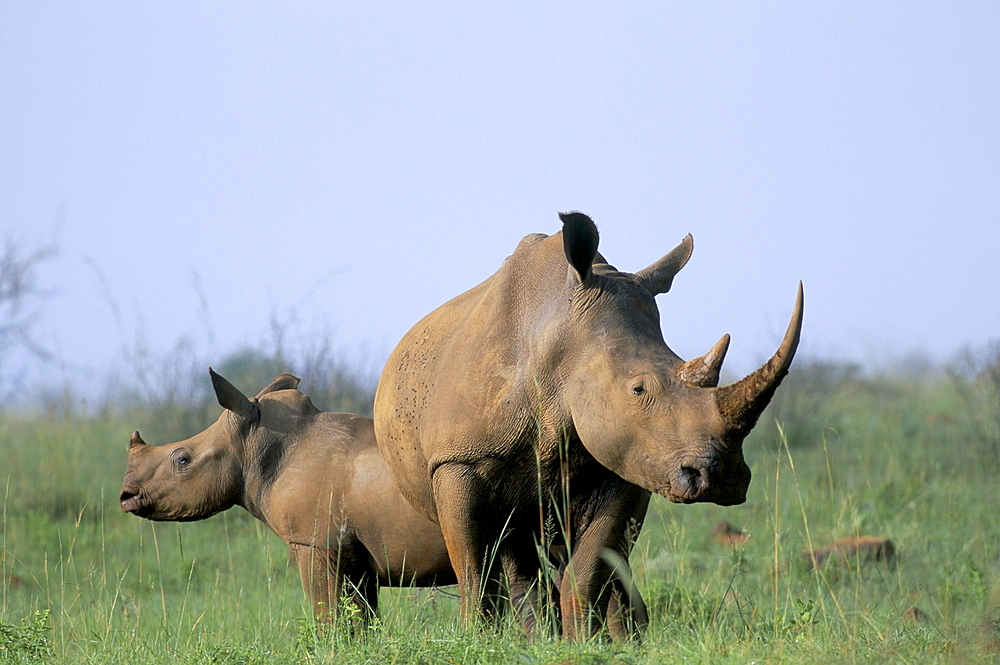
559;211;599;282
209;367;259;421
129;430;147;451
678;334;731;388
635;234;694;295
715;282;804;437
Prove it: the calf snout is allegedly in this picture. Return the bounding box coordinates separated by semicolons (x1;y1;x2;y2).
673;456;751;506
119;484;144;513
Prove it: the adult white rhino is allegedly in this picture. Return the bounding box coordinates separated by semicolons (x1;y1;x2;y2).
374;213;802;638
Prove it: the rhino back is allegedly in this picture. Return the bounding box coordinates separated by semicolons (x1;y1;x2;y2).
374;232;569;520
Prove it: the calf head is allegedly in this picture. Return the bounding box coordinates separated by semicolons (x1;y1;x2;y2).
558;213;802;506
119;369;303;521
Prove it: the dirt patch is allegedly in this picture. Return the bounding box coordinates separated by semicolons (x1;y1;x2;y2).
805;536;896;567
711;521;750;546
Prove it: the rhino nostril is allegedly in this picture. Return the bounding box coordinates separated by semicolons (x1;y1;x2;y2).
679;466;707;493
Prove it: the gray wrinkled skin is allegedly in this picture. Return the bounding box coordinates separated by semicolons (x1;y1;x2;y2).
374;213;802;638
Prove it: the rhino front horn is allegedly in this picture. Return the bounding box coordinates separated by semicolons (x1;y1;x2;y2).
715;282;803;437
129;431;147;451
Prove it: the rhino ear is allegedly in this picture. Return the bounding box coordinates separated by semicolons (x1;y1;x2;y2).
209;367;259;421
256;373;301;399
635;234;693;295
559;211;599;283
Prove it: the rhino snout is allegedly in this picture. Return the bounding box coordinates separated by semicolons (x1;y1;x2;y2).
119;485;145;514
678;463;711;496
669;457;751;506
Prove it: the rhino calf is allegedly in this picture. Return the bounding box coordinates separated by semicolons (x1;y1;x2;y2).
120;369;455;620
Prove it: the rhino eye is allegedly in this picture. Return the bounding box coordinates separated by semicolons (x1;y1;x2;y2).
173;451;192;470
632;385;646;396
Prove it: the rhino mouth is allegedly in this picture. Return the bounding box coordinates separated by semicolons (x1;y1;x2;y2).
655;471;750;506
657;486;697;504
657;485;747;506
652;482;693;504
120;488;150;516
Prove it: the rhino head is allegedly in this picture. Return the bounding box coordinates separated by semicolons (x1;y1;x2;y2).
557;213;802;506
119;369;304;521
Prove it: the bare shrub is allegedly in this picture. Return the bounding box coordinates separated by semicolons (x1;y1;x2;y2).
949;340;1000;465
111;311;376;440
0;238;55;396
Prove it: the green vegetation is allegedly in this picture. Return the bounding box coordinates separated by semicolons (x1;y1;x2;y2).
1;354;998;663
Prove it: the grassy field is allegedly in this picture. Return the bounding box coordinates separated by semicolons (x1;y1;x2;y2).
1;363;997;664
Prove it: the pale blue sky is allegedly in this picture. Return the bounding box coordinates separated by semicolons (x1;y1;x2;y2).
2;2;998;392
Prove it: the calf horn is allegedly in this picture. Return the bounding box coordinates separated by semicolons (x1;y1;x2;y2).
129;431;147;451
715;282;803;437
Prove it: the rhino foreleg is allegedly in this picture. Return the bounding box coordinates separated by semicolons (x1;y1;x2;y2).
560;485;650;640
432;463;508;627
290;543;337;619
289;542;377;624
604;557;649;640
500;538;556;637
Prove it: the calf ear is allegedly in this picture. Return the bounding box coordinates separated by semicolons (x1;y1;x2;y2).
209;368;259;421
635;234;693;295
559;211;599;283
256;373;301;398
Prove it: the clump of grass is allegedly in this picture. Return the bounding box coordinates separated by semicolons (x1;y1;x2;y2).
0;609;51;661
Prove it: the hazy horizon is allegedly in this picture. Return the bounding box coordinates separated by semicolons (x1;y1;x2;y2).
3;3;998;402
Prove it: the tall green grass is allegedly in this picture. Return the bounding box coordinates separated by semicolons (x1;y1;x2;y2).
1;362;997;663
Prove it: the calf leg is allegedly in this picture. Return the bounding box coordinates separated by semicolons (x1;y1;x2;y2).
290;543;339;620
560;539;647;639
604;557;648;640
559;537;615;638
290;543;377;623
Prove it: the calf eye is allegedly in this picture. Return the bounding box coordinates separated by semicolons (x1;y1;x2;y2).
174;451;192;470
632;385;645;396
